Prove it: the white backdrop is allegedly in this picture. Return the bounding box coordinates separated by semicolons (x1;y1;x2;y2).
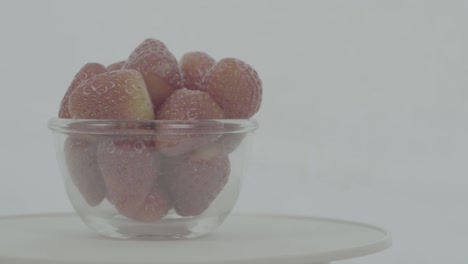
1;1;467;263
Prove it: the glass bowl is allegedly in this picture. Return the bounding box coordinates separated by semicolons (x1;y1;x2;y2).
48;118;258;240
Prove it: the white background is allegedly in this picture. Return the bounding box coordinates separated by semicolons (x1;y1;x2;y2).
0;1;467;263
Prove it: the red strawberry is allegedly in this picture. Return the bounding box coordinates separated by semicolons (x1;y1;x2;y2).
200;58;262;118
131;185;172;222
180;52;215;90
68;69;154;120
125;38;182;112
59;63;108;118
97;137;160;217
107;60;125;71
64;136;106;206
156;88;224;120
155;88;225;156
164;146;230;216
160;154;185;174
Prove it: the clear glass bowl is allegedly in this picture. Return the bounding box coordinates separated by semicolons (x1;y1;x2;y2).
48;118;258;240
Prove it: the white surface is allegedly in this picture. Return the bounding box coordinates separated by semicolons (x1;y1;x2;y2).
0;1;467;263
0;213;390;264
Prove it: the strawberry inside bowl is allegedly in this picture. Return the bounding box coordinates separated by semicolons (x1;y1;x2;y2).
48;118;258;239
49;37;262;239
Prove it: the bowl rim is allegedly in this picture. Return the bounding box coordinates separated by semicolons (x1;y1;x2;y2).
48;118;259;135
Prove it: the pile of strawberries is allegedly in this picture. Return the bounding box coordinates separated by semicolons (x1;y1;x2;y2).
58;38;262;221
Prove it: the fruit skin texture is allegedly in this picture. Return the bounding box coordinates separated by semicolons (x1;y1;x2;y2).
68;69;154;120
200;58;262;119
107;60;126;71
64;136;106;207
164;147;231;216
125;38;182;112
156;88;225;121
97;138;160;218
155;88;225;156
131;185;172;222
180;51;216;90
59;63;108;118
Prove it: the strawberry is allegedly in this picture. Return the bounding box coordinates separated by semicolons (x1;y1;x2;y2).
97;137;160;217
163;146;230;216
107;60;125;71
131;185;172;222
64;136;106;206
156;88;224;120
68;69;154;120
180;51;215;90
155;88;225;156
59;63;108;118
200;58;262;118
125;38;182;112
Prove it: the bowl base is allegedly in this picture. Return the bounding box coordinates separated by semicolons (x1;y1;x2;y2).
80;212;229;240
